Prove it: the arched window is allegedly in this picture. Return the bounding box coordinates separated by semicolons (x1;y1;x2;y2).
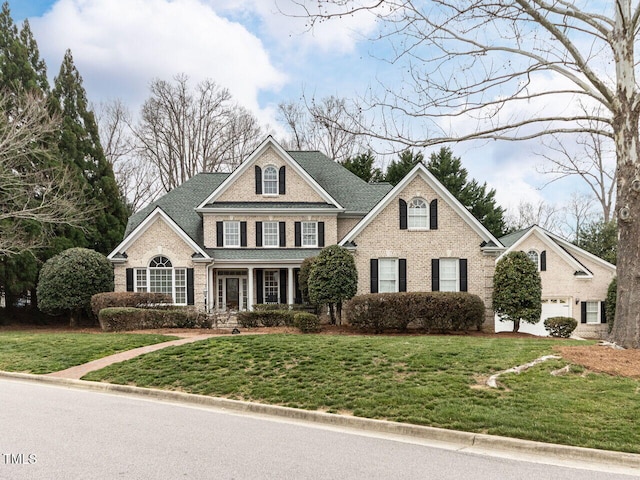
134;255;187;305
527;250;539;269
408;198;428;229
263;166;278;195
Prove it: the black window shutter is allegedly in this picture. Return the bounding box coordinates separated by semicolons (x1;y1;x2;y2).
431;259;440;291
240;222;247;247
318;222;325;247
601;301;607;324
279;269;287;304
279;222;286;247
459;259;468;292
216;221;223;247
255;166;262;194
186;268;194;305
126;268;134;292
256;270;264;304
399;199;407;230
370;259;379;293
295;222;301;247
399;259;407;292
279;166;286;195
430;199;438;230
580;301;587;324
294;269;302;304
540;250;547;271
256;222;262;247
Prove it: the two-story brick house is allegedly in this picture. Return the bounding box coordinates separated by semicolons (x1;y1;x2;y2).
108;136;615;335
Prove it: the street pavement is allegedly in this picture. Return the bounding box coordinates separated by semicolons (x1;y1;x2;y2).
1;378;638;480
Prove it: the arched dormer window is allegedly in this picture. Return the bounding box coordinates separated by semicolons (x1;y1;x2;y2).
408;198;428;229
263;166;278;195
527;250;539;270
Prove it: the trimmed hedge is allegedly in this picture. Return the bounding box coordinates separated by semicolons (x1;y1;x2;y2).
98;307;211;332
253;303;318;314
295;312;321;333
91;292;173;317
237;310;297;328
344;292;485;334
543;316;578;338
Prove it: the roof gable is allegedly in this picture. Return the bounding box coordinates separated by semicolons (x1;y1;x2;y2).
197;136;343;210
339;162;502;246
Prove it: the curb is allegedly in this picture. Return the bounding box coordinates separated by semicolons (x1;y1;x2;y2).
2;370;640;471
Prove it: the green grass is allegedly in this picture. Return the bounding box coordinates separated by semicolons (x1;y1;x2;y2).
0;332;178;374
83;334;640;453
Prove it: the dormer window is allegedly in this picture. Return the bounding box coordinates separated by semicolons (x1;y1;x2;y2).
527;250;539;269
408;198;428;229
263;166;278;195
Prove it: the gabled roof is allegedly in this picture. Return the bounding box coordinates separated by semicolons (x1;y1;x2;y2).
497;225;616;276
197;136;344;210
339;162;503;247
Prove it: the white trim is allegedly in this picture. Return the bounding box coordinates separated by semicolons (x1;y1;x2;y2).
262;221;280;248
196;207;343;215
107;207;209;261
544;229;617;273
223;220;241;247
301;221;318;247
339;163;502;247
196;136;343;210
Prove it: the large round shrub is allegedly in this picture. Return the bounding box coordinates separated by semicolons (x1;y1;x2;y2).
37;248;114;326
493;251;542;332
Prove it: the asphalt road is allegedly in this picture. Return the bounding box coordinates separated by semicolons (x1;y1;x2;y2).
0;378;637;480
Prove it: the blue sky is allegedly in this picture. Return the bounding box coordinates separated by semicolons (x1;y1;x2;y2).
10;0;602;221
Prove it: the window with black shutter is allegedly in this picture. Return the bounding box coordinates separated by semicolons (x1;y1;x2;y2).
255;166;262;194
429;199;438;230
370;259;379;293
399;199;407;230
279;166;286;195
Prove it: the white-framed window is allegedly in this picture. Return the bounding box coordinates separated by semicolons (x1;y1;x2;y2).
408;198;428;229
586;301;599;324
135;256;187;305
439;258;459;292
224;221;240;247
379;258;398;293
263;221;279;247
302;221;317;247
527;250;539;270
264;270;279;303
263;165;278;195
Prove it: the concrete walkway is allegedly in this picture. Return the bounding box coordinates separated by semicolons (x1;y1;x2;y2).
47;333;219;379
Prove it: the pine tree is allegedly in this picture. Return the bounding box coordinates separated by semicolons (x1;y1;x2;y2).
50;49;128;254
340;151;383;182
427;147;506;238
385;149;423;186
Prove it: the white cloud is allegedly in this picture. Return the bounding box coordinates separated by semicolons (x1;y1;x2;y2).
31;0;287;120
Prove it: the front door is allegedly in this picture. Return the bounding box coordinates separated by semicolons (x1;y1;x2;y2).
226;278;240;310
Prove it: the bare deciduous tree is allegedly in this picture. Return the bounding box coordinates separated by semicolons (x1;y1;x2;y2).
293;0;640;348
96;99;159;211
505;200;562;235
0;92;89;255
135;74;264;192
278;96;368;161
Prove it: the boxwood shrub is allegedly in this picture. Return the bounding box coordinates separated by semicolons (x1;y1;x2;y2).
236;309;297;328
98;306;211;331
294;312;321;333
543;316;578;338
91;292;173;317
344;292;485;334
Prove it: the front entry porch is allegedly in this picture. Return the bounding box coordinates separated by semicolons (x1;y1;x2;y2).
210;267;302;312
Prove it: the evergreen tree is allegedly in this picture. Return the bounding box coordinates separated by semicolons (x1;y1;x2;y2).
426;147;507;237
577;219;617;265
384;149;423;186
340;151;383;183
50;49;128;254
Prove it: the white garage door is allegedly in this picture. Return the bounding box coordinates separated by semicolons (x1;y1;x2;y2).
495;298;571;336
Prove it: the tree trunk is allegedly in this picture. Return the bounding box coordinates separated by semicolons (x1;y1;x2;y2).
336;302;342;326
512;318;520;333
611;0;640;349
328;304;336;325
69;310;79;328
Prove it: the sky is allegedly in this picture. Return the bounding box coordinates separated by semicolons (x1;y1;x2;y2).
10;0;609;222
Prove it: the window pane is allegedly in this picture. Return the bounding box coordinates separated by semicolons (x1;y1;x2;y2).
302;222;317;247
264;270;279;303
527;250;539;268
225;221;240;246
175;268;186;304
440;258;458;292
408;198;428;229
586;301;599;323
379;258;397;293
263;221;279;247
150;268;172;295
263;166;278;194
135;268;147;292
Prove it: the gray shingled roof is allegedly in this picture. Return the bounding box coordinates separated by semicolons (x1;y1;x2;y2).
498;226;533;248
125;172;229;243
288;151;393;213
202;201;336;209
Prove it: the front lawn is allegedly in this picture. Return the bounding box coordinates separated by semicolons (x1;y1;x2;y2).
0;332;178;374
83;334;640;453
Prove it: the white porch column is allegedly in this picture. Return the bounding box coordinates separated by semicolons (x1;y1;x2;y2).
247;267;254;311
288;267;294;306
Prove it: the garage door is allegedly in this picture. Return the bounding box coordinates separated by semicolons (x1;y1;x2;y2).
495;298;571;336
